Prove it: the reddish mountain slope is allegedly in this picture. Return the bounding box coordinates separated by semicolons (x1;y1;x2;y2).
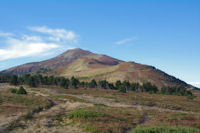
0;48;195;89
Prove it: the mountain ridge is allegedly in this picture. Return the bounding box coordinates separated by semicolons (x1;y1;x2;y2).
0;48;197;89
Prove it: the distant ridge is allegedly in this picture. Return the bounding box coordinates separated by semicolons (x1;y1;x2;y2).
0;48;197;89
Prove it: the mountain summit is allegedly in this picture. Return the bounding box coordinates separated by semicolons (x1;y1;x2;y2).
0;48;195;89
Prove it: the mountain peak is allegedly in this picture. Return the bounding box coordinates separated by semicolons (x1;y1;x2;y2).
67;48;86;52
0;48;195;89
59;48;92;58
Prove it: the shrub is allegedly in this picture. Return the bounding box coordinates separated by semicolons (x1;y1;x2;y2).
68;109;105;120
60;78;70;89
118;85;126;93
71;76;79;89
115;80;122;89
24;112;33;119
82;124;99;133
32;106;43;113
10;75;18;85
98;80;109;89
132;126;200;133
130;82;140;92
161;86;194;97
93;103;107;107
89;79;97;88
187;95;196;99
16;86;27;94
142;82;158;93
10;88;17;93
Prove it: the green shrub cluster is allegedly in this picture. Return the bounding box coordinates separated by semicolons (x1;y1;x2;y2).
10;88;17;93
0;75;11;83
68;109;106;120
132;126;200;133
161;86;195;98
10;86;27;94
1;74;194;97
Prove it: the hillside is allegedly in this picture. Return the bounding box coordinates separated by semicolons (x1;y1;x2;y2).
0;48;195;89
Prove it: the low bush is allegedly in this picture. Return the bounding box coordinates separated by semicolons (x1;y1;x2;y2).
132;126;200;133
93;103;107;107
82;124;99;133
187;95;196;99
10;87;27;95
10;88;17;93
161;86;193;97
24;112;33;120
16;86;27;94
68;109;105;120
118;85;126;93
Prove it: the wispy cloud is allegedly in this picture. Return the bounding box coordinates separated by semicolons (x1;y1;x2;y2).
22;35;42;42
0;26;77;61
115;36;138;45
188;81;200;88
0;38;59;60
0;31;13;37
28;26;76;42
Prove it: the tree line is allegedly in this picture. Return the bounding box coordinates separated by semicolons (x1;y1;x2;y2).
0;74;194;98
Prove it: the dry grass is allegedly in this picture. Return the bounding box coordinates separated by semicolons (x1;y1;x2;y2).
1;84;200;132
66;106;144;133
140;109;200;129
0;85;53;132
61;88;200;113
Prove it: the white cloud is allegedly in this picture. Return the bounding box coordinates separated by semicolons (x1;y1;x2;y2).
28;26;76;42
115;36;138;45
188;82;200;88
22;35;42;42
0;26;78;61
0;38;59;60
0;31;13;37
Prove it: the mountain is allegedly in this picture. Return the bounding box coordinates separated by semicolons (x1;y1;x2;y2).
0;48;196;89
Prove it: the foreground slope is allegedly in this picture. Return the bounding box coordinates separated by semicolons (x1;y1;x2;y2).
1;84;199;133
0;48;194;89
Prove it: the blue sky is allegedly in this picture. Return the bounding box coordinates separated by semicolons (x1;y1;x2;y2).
0;0;199;87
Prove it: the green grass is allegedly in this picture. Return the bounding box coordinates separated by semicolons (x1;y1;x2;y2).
167;113;186;121
82;124;100;133
0;93;50;109
132;126;200;133
68;109;106;120
66;106;144;133
52;94;87;103
93;103;107;107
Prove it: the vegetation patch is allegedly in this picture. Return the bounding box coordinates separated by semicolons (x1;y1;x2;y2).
52;94;87;103
132;126;200;133
82;124;99;133
67;106;143;133
10;86;27;94
10;88;17;93
93;103;107;107
144;109;200;129
3;74;194;98
68;109;106;120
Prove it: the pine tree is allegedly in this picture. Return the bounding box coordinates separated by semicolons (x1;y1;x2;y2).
71;77;79;89
10;75;18;85
89;79;97;88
